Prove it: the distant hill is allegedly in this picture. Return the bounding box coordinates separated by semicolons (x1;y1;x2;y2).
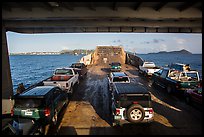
148;49;192;54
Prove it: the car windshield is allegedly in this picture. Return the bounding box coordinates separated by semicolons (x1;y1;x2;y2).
55;69;73;75
111;63;121;66
113;77;129;82
186;72;199;80
14;98;44;108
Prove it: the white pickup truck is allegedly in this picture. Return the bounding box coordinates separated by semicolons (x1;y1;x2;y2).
139;62;160;76
107;72;130;91
43;67;79;94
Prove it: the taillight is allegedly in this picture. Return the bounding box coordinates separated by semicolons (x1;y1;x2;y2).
11;107;14;116
149;108;154;114
133;101;138;104
44;107;50;117
116;109;120;115
176;83;179;88
66;83;69;87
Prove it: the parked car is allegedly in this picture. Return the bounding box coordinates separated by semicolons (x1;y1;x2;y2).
43;67;79;94
70;62;88;79
107;72;130;91
139;61;160;76
109;62;122;72
184;86;202;105
152;67;200;93
111;83;154;126
12;86;68;126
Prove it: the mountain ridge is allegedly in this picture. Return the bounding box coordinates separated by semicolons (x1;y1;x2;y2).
148;49;192;54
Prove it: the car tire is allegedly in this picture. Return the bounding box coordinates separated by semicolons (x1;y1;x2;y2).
52;110;58;125
70;86;73;94
126;105;145;123
77;79;80;85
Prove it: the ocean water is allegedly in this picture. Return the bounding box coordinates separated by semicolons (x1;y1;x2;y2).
9;54;83;92
137;53;202;77
9;53;202;93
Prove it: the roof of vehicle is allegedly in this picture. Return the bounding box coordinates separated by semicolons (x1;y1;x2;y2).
143;62;155;64
112;72;128;77
55;67;73;70
71;62;84;65
70;62;85;68
114;83;149;95
17;86;57;98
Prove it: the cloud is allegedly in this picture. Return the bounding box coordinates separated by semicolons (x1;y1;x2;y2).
141;39;165;44
176;38;186;44
112;39;121;43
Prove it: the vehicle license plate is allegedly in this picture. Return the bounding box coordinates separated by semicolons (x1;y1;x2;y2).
114;115;122;119
25;110;33;116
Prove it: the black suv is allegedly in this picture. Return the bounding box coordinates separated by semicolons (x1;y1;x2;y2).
111;83;154;126
12;86;68;125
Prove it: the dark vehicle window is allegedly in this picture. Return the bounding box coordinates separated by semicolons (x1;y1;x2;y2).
113;77;129;82
156;69;162;75
53;89;61;100
111;63;121;66
126;96;150;101
71;64;82;69
73;69;78;74
161;69;168;78
55;69;73;75
186;73;198;80
14;98;44;108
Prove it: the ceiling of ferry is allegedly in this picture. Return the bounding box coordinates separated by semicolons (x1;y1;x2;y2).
2;2;202;33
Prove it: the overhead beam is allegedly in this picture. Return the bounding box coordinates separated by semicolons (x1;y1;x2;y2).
2;3;12;12
15;2;32;11
112;2;118;11
4;19;201;28
177;2;197;11
59;2;74;11
6;27;202;34
42;2;54;11
134;2;142;11
154;2;168;11
48;2;59;7
89;2;96;11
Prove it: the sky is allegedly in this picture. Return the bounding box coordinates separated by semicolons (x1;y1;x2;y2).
6;31;202;54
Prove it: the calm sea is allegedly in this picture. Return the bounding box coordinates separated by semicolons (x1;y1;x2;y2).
9;53;202;93
9;54;83;92
138;53;202;77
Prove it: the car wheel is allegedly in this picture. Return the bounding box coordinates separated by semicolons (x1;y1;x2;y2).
52;110;58;125
70;86;73;94
126;105;145;123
